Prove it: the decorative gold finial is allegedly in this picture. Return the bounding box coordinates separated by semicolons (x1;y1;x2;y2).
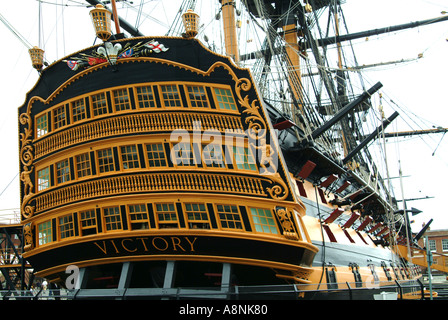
29;46;44;71
89;4;112;41
182;9;199;38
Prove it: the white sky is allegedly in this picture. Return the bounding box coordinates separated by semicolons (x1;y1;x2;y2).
0;0;447;233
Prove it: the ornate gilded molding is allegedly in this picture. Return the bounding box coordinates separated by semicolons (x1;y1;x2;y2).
276;208;299;240
234;78;289;201
19;99;41;220
23;222;34;251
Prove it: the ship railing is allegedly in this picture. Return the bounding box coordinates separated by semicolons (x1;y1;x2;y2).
0;279;428;300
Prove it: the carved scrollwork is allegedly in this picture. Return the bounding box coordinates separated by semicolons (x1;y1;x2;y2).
235;78;267;140
234;78;289;201
276;208;299;240
19;102;37;219
23;222;34;251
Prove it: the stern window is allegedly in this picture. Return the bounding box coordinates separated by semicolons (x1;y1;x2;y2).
97;148;115;173
80;209;97;236
53;105;66;129
233;146;256;171
72;98;86;122
37;167;50;191
59;214;75;239
38;220;53;246
214;88;237;111
36;114;48;137
113;88;131;111
76;153;92;178
56;159;71;184
136;86;157;108
91;92;108;116
184;203;210;229
250;208;278;234
146;143;167;167
128;204;150;230
186;85;209;108
103;207;122;231
155;203;178;228
120;145;140;169
161;85;182;108
217;204;243;230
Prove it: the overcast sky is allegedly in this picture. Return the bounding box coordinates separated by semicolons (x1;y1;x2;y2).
0;0;447;233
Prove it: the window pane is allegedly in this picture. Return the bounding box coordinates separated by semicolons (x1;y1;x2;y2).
121;145;140;169
214;88;237;111
72;98;86;122
146;143;167;167
129;204;149;230
185;203;209;229
53;105;66;129
202;144;225;168
91;92;108;116
37;167;50;191
233;146;256;171
155;203;178;228
172;142;195;166
104;207;122;231
80;209;97;236
113;88;131;111
250;208;278;234
38;221;52;245
76;153;91;178
97;148;115;173
443;239;448;251
56;159;70;184
161;85;182;107
36;114;48;137
217;204;243;230
59;214;74;239
429;239;436;251
136;86;157;108
187;85;208;108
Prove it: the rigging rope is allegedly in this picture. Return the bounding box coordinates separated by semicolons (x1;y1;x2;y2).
0;13;33;49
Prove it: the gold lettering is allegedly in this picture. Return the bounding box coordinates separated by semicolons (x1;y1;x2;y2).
94;241;108;254
171;237;186;252
121;238;137;252
152;237;169;251
136;237;149;251
110;240;120;253
184;237;198;252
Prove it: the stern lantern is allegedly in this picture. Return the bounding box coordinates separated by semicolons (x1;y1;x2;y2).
182;9;199;38
28;46;44;71
89;4;112;41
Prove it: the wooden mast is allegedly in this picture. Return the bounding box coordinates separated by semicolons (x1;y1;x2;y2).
110;0;121;34
282;22;303;122
221;0;239;64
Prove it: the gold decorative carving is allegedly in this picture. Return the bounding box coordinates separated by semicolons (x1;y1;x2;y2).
23;222;34;251
234;78;289;201
19;100;40;220
276;208;299;240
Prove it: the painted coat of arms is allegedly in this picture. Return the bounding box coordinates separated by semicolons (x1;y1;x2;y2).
64;39;169;71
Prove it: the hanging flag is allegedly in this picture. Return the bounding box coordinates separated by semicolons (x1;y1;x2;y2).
144;40;169;53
